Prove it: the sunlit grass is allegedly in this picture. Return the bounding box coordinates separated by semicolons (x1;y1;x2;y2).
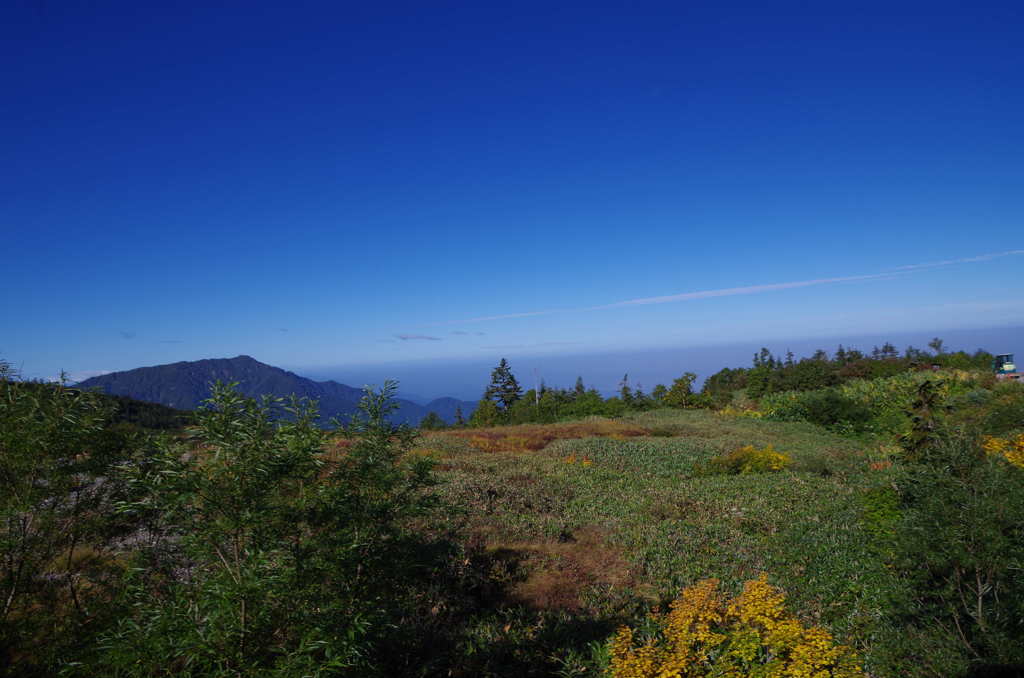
422;407;898;671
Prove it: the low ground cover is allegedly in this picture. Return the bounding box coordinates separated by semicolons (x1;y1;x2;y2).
417;409;902;675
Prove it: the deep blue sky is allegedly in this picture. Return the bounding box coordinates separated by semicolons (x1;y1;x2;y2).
3;1;1022;392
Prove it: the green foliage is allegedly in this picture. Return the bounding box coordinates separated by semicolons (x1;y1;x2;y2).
1;362;135;674
420;410;446;430
663;372;711;409
483;358;522;413
6;378;190;431
800;389;874;432
980;382;1024;435
762;388;873;433
762;370;980;437
891;434;1024;669
104;393;192;430
860;485;900;558
469;397;502;427
89;381;448;676
899;380;946;462
702;337;994;404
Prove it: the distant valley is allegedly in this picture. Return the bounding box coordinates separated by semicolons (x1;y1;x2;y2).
75;355;476;426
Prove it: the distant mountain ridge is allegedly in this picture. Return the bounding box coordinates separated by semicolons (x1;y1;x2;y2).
75;355;475;426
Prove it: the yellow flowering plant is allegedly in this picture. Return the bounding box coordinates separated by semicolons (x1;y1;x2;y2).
982;433;1024;469
607;575;864;678
707;445;791;475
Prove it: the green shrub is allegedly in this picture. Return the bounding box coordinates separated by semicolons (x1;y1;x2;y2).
891;434;1024;669
1;362;135;674
982;384;1024;435
800;389;874;431
763;370;982;436
88;381;452;676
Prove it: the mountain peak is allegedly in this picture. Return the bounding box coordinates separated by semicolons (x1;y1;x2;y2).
75;356;476;426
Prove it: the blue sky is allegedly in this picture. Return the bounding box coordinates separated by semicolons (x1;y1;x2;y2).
3;1;1022;392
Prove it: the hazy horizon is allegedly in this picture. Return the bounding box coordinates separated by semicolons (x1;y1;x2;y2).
283;324;1023;401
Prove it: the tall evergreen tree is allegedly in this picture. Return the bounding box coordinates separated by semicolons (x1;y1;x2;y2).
574;376;586;397
618;373;633;403
483;358;522;412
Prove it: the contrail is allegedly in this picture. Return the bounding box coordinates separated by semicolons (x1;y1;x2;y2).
891;249;1024;271
426;249;1022;327
589;272;899;309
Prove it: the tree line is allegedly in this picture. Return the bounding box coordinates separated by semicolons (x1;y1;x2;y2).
416;339;996;429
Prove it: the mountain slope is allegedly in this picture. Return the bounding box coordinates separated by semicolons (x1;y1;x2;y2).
75;355;475;426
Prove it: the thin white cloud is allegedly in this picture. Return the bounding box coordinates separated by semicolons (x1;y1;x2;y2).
892;249;1024;271
458;309;560;323
480;341;582;350
590;272;899;309
396;334;442;341
427;249;1022;326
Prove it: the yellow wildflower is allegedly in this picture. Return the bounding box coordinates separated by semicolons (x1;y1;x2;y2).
606;576;864;678
982;434;1024;470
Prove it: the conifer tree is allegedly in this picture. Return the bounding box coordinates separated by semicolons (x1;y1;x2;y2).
618;373;633;403
483;358;521;412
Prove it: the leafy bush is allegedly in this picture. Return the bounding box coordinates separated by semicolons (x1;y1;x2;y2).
606;575;864;677
799;389;874;431
1;363;135;674
763;370;981;436
981;385;1024;435
890;432;1024;671
705;444;791;475
88;381;452;676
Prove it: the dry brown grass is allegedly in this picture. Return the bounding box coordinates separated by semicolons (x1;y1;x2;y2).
488;525;637;611
442;419;649;453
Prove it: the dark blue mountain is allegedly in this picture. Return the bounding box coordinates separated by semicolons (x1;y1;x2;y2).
75;355;475;426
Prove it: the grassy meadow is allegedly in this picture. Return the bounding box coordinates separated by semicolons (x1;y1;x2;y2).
4;358;1022;676
406;409;910;676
